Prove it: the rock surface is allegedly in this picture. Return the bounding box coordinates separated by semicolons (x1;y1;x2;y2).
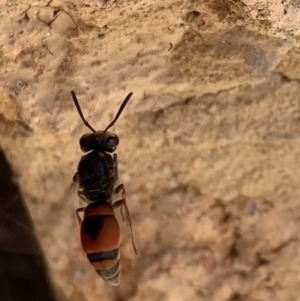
1;0;300;300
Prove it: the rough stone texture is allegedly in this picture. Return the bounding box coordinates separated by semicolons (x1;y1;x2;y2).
245;0;300;32
1;0;300;300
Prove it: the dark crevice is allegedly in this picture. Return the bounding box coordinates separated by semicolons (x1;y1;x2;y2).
0;147;60;301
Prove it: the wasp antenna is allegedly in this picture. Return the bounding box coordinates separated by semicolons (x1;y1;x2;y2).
103;92;133;133
71;91;96;133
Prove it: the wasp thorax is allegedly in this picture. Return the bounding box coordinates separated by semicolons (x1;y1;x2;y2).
79;132;119;153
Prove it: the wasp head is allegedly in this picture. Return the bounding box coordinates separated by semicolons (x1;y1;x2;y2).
79;131;119;153
71;90;133;153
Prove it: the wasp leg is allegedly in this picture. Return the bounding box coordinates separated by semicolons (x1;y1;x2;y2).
112;184;138;256
113;153;118;169
113;182;124;196
76;207;85;225
106;154;118;183
113;183;126;221
77;190;89;203
114;153;118;178
112;199;125;222
73;172;79;183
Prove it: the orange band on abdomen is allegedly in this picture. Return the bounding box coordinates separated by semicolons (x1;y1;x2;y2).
84;204;114;218
92;258;119;270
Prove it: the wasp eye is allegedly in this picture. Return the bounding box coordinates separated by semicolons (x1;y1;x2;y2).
106;134;119;150
79;133;92;152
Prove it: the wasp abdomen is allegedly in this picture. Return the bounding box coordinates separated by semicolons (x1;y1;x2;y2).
80;205;121;285
98;259;120;285
81;215;120;252
88;249;121;285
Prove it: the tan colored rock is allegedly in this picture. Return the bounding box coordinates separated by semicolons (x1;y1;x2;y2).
1;0;300;301
244;0;300;32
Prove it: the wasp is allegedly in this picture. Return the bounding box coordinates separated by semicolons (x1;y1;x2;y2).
70;90;138;286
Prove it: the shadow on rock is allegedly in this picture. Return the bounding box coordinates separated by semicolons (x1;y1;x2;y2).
0;147;61;301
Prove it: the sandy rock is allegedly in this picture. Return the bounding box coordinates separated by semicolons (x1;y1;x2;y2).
1;0;300;301
244;0;300;32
